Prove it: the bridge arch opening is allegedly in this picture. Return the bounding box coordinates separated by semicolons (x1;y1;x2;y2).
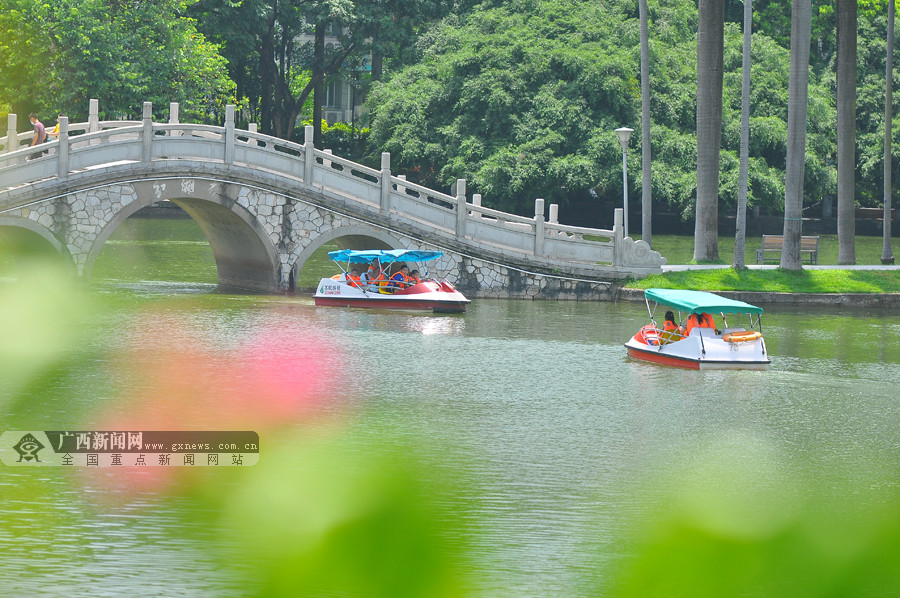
87;196;281;293
0;218;74;280
292;226;404;291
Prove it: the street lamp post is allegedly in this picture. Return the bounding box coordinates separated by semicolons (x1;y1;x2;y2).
615;127;634;238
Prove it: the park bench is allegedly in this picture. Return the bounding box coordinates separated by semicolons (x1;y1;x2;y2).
756;234;819;264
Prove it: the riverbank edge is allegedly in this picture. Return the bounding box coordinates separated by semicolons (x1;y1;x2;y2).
615;286;900;308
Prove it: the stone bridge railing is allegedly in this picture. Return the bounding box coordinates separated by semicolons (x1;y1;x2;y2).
0;99;664;277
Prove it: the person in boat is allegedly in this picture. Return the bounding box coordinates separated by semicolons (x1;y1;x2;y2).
344;269;361;288
408;269;422;285
660;310;685;344
362;260;384;291
685;312;716;336
389;264;411;291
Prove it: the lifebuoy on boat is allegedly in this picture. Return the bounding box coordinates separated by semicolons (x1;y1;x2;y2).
722;330;761;343
636;324;661;346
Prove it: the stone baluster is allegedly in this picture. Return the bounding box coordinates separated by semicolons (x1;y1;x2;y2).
472;193;482;218
304;125;314;184
6;113;16;154
141;101;153;163
455;179;467;238
224;104;235;165
169;102;181;137
323;149;332;168
248;123;259;146
88;99;99;133
380;152;391;212
534;198;545;257
397;174;407;195
613;208;624;266
57;116;69;181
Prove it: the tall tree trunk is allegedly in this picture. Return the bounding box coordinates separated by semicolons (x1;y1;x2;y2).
883;0;895;264
312;21;325;147
734;0;752;270
780;0;812;270
639;0;652;248
693;0;724;262
837;0;857;264
259;7;278;135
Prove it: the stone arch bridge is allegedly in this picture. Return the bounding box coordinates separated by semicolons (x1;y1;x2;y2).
0;100;664;299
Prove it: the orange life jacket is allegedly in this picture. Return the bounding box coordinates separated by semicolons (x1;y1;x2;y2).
345;274;361;288
390;271;410;289
685;313;715;335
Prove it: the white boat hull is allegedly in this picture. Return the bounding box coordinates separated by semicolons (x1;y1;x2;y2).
314;278;470;313
625;327;770;370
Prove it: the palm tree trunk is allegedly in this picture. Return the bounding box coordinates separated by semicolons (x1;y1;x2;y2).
693;0;724;262
734;0;752;270
780;0;812;271
837;0;857;264
883;0;895;264
639;0;652;248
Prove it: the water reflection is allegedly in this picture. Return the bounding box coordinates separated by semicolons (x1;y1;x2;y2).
2;277;900;596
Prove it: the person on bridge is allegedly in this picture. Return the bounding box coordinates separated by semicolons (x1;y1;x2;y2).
45;113;64;140
685;312;716;336
28;113;47;160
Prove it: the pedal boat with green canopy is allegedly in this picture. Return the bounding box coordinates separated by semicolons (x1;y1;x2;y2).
624;288;770;370
314;249;470;313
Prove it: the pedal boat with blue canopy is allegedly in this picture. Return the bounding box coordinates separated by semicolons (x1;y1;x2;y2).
624;288;770;370
314;249;470;313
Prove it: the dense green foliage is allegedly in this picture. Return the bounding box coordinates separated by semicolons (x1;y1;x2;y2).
0;0;235;122
1;0;898;225
366;0;897;219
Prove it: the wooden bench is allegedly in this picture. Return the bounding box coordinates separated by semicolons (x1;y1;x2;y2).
756;234;819;264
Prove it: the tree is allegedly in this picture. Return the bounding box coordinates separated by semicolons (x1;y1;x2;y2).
694;0;725;262
836;0;857;264
639;0;652;247
0;0;235;121
883;0;895;264
780;0;812;270
733;0;752;270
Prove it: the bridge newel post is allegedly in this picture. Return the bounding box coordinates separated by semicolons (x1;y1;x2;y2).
380;152;391;212
88;99;99;134
169;102;181;137
304;125;315;184
534;198;545;257
455;178;467;238
613;208;625;266
6;113;16;154
549;203;558;224
57;116;69;181
141;101;153;163
224;104;235;165
472;193;482;218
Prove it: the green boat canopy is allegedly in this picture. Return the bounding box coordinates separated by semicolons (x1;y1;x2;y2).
644;288;764;316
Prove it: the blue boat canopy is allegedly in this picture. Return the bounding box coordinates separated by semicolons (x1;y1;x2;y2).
328;249;443;264
645;288;764;315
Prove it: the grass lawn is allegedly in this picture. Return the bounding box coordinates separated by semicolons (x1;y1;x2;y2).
629;268;900;294
636;233;895;266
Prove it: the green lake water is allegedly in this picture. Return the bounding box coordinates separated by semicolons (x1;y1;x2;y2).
1;217;899;596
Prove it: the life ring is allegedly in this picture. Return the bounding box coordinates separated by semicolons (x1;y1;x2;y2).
722;330;761;343
637;324;660;346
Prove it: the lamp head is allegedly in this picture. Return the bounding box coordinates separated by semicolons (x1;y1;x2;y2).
615;127;634;150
